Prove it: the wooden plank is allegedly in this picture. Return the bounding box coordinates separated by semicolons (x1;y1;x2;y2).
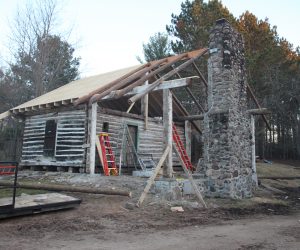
251;115;258;186
176;114;205;121
88;103;97;175
102;77;197;101
163;89;173;178
136;145;170;207
21;160;84;167
0;193;81;219
141;77;149;130
99;107;166;123
22;140;44;145
173;142;207;208
56;131;85;135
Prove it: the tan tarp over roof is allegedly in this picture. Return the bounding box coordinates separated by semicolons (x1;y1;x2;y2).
0;65;141;119
14;65;142;110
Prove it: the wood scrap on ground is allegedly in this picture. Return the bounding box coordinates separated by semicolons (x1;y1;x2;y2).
0;181;131;197
171;206;184;212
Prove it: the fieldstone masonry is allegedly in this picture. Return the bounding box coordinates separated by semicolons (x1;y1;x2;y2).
202;19;252;199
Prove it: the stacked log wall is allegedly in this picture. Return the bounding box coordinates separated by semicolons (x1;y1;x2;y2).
21;109;86;167
96;112;185;166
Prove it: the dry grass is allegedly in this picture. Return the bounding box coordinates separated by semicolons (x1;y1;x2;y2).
257;162;300;178
262;178;300;189
207;194;288;210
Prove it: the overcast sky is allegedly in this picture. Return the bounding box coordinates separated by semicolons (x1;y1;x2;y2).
0;0;299;77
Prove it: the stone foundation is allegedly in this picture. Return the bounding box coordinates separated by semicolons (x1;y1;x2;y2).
153;178;182;201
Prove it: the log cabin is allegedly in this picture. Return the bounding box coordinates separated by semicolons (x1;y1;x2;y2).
0;49;209;175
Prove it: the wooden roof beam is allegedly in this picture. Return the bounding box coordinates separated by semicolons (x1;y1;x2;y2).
246;84;271;130
75;63;150;106
128;48;208;105
102;77;198;101
88;58;167;105
192;62;208;88
103;53;188;100
176;114;205;121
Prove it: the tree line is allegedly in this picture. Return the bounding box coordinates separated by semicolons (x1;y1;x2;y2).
140;0;300;160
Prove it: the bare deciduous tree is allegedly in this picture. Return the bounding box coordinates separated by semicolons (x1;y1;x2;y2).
8;0;80;97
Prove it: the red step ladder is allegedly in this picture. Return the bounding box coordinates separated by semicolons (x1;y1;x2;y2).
172;124;194;172
98;133;118;176
0;165;16;175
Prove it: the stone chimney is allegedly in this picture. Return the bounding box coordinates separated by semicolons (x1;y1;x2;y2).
203;19;252;199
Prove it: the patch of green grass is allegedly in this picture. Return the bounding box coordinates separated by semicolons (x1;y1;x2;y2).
0;188;48;199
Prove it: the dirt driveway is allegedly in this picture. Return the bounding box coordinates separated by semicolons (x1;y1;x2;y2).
0;162;299;250
30;214;299;250
0;191;299;250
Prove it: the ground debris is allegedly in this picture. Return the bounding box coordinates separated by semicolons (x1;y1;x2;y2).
171;206;184;212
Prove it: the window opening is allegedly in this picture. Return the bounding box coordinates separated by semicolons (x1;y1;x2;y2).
44;120;57;157
102;122;109;132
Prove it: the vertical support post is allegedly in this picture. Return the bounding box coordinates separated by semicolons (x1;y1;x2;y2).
12;162;19;208
141;77;149;129
163;89;173;178
185;121;192;159
251;115;258;186
88;102;97;175
83;103;89;172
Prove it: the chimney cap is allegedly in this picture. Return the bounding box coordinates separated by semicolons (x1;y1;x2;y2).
216;18;229;25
